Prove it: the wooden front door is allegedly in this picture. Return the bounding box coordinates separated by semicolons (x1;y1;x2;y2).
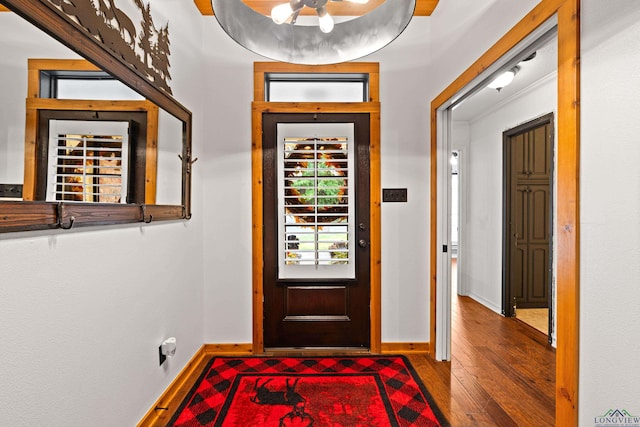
504;114;554;315
262;113;370;349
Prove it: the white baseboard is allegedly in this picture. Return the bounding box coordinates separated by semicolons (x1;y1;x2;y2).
467;292;503;315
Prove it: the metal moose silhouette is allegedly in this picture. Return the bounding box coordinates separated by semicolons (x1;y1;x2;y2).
46;0;172;94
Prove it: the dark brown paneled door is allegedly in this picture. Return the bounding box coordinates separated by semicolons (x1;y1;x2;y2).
504;114;554;316
263;113;370;349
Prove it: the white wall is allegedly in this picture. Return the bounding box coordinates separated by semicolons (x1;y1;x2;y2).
580;0;640;421
0;1;206;425
200;17;260;344
368;19;434;342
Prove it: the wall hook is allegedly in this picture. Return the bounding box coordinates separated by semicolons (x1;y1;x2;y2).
178;154;198;165
178;154;198;173
183;206;192;220
141;205;153;223
56;203;75;230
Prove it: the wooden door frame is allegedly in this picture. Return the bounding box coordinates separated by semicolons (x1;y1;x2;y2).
429;0;579;425
502;113;555;320
252;62;382;354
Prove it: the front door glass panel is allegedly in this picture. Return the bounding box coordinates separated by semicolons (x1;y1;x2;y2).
277;123;355;279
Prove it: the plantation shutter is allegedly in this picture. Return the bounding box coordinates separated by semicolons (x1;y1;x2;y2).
277;123;355;279
46;120;129;203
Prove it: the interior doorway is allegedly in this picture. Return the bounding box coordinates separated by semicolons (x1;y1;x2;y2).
430;2;580;424
433;17;558;362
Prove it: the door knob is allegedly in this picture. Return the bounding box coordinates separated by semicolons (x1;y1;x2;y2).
358;239;368;248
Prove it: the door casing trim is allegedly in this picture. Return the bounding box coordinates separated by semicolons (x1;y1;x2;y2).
251;63;381;354
430;0;580;425
252;102;381;353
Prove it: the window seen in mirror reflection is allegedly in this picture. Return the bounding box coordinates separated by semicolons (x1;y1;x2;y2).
47;120;129;203
55;78;143;101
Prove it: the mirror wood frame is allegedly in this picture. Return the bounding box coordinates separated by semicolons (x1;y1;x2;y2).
0;0;193;233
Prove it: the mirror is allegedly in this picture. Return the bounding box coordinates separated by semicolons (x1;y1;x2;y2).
0;0;192;233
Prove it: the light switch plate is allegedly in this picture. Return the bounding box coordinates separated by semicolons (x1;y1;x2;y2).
382;188;408;202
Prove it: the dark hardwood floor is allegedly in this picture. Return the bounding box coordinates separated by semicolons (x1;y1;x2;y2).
407;295;556;426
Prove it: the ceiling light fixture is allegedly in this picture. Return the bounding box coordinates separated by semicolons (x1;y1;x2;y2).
271;0;369;34
487;66;520;91
212;0;415;65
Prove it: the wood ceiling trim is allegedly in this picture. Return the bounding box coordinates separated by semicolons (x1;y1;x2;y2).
2;2;438;16
414;0;438;16
195;0;438;17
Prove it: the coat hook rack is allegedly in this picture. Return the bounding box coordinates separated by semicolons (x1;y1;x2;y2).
182;206;192;220
56;203;75;230
178;154;198;174
141;205;153;223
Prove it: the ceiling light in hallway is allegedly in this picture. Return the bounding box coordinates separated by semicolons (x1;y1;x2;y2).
487;66;520;91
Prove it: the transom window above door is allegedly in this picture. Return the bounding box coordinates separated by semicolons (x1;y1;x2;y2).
265;73;369;102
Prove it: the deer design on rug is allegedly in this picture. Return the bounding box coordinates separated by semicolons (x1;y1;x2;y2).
250;378;314;427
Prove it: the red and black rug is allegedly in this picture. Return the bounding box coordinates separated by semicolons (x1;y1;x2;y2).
168;356;448;426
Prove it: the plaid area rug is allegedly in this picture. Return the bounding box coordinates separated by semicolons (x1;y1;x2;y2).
168;356;448;426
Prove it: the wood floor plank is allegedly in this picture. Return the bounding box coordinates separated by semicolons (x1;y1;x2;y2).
406;295;555;426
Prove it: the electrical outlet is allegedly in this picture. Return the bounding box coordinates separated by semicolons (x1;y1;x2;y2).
382;188;408;203
159;345;167;366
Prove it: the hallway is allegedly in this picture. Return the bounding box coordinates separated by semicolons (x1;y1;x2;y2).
408;295;555;426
